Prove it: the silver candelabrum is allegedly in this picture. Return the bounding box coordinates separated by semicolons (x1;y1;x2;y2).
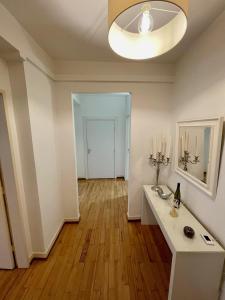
179;150;200;172
149;152;171;191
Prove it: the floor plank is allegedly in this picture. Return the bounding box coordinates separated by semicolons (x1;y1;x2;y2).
0;179;172;300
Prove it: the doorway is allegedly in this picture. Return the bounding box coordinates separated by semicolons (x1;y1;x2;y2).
72;92;131;216
73;93;131;181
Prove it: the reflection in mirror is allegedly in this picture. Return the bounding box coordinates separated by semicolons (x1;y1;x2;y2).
175;118;223;198
178;126;212;184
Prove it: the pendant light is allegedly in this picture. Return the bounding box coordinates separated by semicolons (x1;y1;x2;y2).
108;0;189;60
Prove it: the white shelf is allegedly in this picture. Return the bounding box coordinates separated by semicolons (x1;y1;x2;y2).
143;185;224;254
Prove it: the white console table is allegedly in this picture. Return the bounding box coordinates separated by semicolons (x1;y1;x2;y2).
142;185;225;300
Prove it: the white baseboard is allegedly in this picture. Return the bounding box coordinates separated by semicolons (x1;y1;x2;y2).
31;221;64;259
64;214;80;223
127;212;141;221
31;252;49;259
29;253;35;262
30;215;80;261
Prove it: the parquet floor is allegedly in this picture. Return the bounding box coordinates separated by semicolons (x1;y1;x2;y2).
0;179;172;300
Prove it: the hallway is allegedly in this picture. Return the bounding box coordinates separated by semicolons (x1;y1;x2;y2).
0;179;171;300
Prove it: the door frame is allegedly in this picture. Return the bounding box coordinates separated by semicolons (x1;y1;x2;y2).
83;117;117;179
125;115;131;181
0;165;15;269
0;90;30;268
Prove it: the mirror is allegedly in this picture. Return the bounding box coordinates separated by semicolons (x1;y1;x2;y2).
175;118;223;198
178;126;211;184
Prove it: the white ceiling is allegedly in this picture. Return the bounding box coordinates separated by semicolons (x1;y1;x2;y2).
0;0;225;62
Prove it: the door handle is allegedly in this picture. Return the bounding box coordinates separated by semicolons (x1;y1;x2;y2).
88;149;91;154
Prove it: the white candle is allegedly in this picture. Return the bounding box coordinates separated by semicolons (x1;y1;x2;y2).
161;136;164;155
187;133;189;152
156;136;159;153
158;136;162;153
163;136;167;155
161;136;164;154
150;138;153;155
181;136;184;156
163;137;168;156
180;137;182;156
153;137;157;159
166;136;171;158
184;131;188;151
195;136;198;156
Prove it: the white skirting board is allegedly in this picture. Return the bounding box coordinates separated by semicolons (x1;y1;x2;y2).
64;214;80;223
29;215;80;261
127;212;141;221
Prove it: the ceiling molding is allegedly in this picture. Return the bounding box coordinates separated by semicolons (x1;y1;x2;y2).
24;57;175;84
54;74;175;83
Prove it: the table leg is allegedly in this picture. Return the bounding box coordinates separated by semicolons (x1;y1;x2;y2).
169;252;224;300
141;192;157;225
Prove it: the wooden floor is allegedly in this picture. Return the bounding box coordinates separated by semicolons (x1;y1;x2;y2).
0;179;172;300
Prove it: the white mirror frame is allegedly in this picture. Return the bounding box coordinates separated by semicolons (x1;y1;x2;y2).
175;117;224;198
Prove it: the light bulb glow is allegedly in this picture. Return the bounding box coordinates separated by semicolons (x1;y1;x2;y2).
138;10;154;33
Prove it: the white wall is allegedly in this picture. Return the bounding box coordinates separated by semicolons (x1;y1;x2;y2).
0;54;65;256
0;2;62;260
7;61;45;254
0;55;74;258
0;53;66;257
24;61;64;250
74;93;128;178
167;11;225;299
55;79;173;219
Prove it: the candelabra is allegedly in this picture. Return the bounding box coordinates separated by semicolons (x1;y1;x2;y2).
179;150;200;172
149;152;171;191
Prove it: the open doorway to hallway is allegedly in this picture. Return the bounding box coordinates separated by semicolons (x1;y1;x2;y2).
72;93;131;215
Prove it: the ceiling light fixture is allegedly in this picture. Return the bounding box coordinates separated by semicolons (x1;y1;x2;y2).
138;4;154;34
108;0;189;60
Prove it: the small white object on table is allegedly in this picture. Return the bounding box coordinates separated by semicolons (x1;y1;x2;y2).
142;185;225;300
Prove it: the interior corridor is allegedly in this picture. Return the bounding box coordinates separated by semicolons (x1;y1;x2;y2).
0;179;171;300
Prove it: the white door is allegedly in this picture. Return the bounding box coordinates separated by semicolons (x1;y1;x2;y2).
0;177;15;269
86;119;115;179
